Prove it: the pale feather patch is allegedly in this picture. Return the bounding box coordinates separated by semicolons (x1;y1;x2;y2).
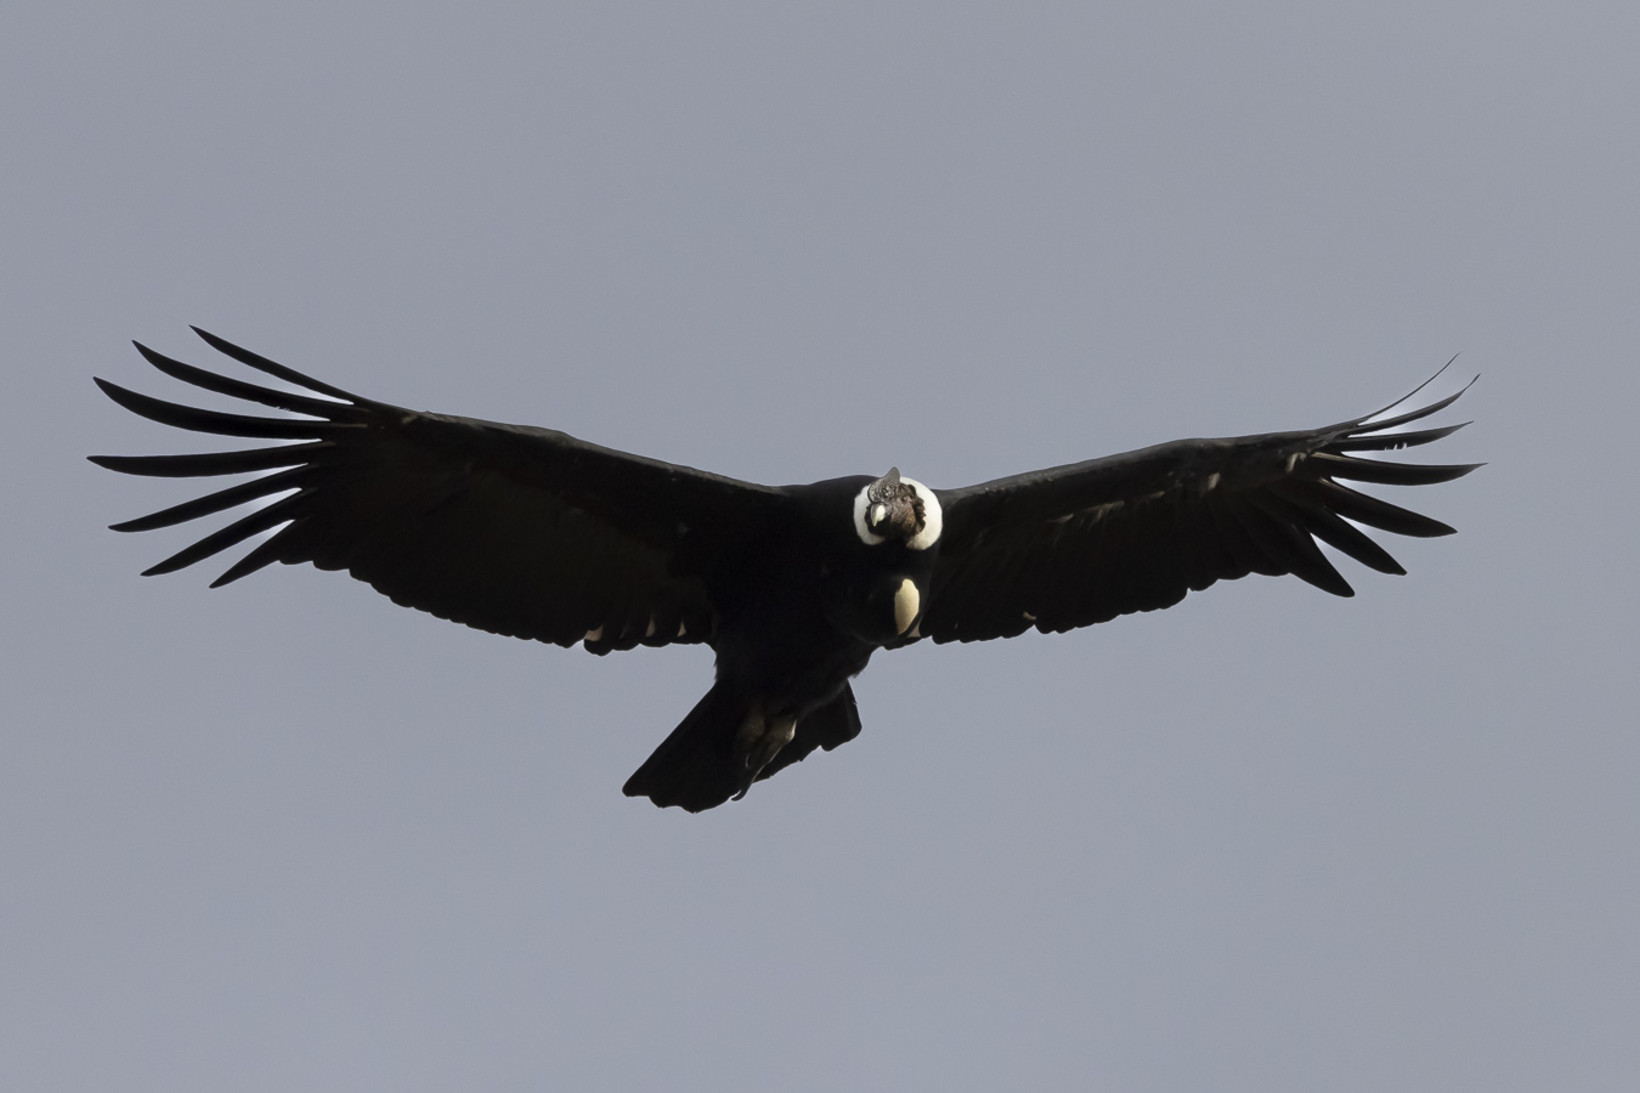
903;476;943;550
894;577;921;636
584;625;604;643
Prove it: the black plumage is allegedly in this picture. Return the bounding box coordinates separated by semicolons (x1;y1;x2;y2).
93;330;1479;811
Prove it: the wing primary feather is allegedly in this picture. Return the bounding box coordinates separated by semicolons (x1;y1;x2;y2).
93;379;345;439
1352;374;1478;433
133;341;364;420
108;466;310;532
1265;482;1406;574
1246;482;1403;574
1245;494;1355;596
1352;355;1462;421
1308;479;1457;537
87;443;330;478
139;495;304;576
1308;451;1483;486
210;525;305;586
1332;421;1469;451
191;327;370;404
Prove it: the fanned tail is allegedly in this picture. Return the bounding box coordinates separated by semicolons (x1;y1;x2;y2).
623;682;749;812
623;683;862;811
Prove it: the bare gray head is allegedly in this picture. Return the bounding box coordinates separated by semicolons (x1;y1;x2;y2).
852;467;943;550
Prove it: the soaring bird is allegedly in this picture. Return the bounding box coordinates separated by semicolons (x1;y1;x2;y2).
92;330;1478;811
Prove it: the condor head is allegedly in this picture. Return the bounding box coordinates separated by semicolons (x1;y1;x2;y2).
852;467;943;551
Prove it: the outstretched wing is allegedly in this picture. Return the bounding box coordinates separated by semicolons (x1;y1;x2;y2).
923;371;1480;643
92;328;785;652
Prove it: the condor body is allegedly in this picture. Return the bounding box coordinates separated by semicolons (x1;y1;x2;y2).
93;330;1478;811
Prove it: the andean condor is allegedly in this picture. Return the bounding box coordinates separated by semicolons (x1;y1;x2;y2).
92;330;1479;811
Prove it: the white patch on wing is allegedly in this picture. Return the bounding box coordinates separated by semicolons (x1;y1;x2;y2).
853;484;887;545
644;617;657;639
903;476;943;550
893;577;921;635
584;625;604;642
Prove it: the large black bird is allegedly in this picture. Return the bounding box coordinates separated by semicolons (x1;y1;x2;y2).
93;330;1478;811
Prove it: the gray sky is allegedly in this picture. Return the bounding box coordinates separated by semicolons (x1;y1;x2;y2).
5;3;1638;1090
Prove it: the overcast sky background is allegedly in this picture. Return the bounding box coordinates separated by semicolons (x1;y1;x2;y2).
4;3;1638;1090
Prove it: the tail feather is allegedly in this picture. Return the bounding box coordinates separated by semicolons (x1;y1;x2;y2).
622;682;746;812
623;683;863;811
